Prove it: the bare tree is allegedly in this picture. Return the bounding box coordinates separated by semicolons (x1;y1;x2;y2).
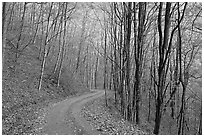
38;2;53;91
133;2;146;124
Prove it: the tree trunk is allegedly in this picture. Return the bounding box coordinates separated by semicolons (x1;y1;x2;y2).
133;2;146;124
103;12;108;106
15;2;27;62
86;45;89;88
2;2;7;68
38;3;53;91
198;111;202;135
94;55;99;89
153;2;171;134
153;98;162;134
38;47;48;91
123;2;132;121
178;84;186;135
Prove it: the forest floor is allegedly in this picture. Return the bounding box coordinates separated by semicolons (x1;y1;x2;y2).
82;91;150;135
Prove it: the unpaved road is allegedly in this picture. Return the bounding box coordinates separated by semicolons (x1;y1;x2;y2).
42;90;105;135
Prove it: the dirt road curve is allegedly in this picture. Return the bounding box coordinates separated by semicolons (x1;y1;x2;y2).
42;90;105;135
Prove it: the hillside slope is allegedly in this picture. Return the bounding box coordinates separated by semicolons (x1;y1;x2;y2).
2;44;90;135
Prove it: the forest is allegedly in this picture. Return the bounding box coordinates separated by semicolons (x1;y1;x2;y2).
2;2;202;135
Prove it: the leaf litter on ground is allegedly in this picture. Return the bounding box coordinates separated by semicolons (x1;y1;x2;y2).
81;94;150;135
